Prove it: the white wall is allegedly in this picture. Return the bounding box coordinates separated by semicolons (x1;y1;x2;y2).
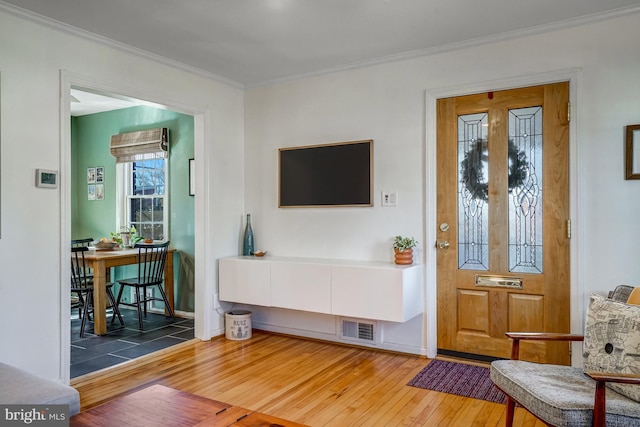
244;12;640;355
0;9;244;380
2;6;639;378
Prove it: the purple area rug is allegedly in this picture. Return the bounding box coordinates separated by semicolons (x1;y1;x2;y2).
407;359;507;404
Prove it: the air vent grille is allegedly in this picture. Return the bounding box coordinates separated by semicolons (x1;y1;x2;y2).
340;318;378;343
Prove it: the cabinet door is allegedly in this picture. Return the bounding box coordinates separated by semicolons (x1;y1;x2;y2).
271;262;331;313
219;258;271;306
332;265;423;322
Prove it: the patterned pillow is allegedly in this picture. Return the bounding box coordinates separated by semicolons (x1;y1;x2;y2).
583;293;640;402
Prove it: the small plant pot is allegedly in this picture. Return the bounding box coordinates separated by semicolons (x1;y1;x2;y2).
394;248;413;265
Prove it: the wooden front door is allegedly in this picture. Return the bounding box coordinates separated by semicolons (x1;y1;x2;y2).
436;83;570;364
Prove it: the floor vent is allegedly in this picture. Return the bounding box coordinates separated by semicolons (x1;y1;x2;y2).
340;318;379;344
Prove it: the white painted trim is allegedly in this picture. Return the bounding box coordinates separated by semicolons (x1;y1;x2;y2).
424;68;582;364
59;71;72;384
58;70;211;380
424;91;438;359
192;113;211;340
253;322;428;356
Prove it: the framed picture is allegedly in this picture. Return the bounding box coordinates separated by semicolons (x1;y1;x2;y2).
95;184;105;200
88;184;96;200
87;167;96;183
36;169;58;188
96;166;104;183
625;124;640;179
189;158;195;196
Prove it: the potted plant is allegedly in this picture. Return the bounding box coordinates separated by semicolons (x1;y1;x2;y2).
110;226;144;248
393;235;417;265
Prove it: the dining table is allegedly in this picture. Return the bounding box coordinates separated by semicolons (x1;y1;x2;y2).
83;246;177;335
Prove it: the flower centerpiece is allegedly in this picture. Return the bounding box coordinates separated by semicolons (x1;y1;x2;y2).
393;235;417;265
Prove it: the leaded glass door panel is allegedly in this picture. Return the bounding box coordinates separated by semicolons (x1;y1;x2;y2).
436;83;570;364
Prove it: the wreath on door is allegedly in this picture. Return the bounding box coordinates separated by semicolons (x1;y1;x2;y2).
460;139;529;202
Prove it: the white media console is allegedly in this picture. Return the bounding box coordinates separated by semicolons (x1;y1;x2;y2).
219;256;423;322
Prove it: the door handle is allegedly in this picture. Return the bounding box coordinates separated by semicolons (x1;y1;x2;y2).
437;241;450;250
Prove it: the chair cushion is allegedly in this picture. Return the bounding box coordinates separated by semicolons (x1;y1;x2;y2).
491;360;640;426
583;294;640;402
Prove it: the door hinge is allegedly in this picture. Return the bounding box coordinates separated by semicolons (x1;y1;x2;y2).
567;102;571;122
567;219;572;239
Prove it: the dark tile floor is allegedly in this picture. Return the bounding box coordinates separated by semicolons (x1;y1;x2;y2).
70;309;194;378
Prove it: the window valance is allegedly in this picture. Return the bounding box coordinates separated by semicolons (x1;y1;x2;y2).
110;128;169;163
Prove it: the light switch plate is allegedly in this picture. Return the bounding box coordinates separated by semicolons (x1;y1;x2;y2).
381;190;397;207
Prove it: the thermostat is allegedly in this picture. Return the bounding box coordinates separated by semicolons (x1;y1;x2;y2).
36;169;58;188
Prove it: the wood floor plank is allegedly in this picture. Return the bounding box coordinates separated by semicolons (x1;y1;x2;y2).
71;331;542;426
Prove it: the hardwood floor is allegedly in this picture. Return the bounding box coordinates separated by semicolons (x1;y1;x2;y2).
70;331;544;426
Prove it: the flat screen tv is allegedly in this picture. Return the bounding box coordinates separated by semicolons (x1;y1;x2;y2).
279;140;373;207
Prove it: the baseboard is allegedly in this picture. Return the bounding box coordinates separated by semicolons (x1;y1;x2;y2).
119;306;194;319
252;322;427;356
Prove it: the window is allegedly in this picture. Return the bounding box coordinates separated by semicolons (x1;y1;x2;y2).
117;158;168;241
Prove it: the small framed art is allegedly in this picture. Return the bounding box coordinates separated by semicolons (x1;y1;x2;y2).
96;166;104;183
95;184;105;200
87;167;96;183
625;124;640;179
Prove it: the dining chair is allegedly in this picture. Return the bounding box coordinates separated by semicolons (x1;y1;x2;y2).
71;246;124;337
113;241;175;330
70;238;95;317
71;237;93;304
71;237;94;248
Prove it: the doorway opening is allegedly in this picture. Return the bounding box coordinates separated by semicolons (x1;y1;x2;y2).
67;85;197;378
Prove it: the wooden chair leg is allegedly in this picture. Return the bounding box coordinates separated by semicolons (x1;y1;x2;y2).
593;380;607;427
505;396;516;427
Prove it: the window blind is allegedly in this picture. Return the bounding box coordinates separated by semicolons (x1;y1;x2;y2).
110;128;169;163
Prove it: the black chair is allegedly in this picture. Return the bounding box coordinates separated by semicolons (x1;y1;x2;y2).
114;241;175;330
71;246;124;337
70;238;95;317
71;237;94;248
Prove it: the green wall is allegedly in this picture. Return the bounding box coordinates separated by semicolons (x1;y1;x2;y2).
71;106;195;312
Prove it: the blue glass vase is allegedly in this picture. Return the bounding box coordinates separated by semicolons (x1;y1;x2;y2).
243;214;254;255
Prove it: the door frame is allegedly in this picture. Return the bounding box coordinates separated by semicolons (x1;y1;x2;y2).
59;71;210;381
424;68;583;364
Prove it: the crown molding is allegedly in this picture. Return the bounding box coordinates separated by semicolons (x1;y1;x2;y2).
0;1;245;90
247;4;640;89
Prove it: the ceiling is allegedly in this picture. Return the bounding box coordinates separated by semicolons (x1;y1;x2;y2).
3;0;640;114
69;88;158;116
